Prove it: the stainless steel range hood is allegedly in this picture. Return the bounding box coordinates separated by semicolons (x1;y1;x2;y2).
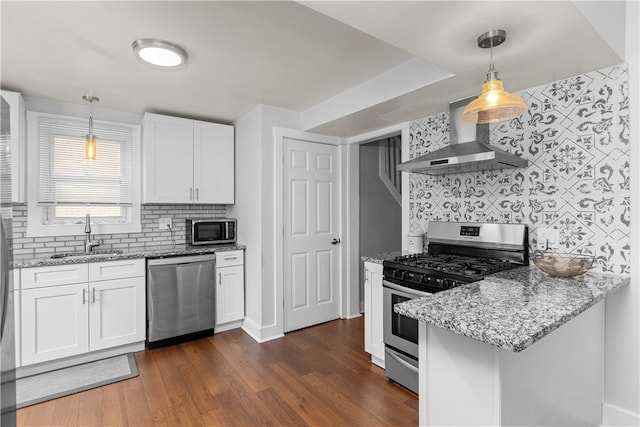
397;97;528;175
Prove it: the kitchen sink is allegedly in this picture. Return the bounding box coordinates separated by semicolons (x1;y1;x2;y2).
50;249;124;259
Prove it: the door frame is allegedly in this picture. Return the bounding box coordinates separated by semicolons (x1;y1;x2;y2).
274;127;347;331
344;122;411;312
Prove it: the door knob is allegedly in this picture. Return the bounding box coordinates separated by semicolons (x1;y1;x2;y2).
331;238;341;245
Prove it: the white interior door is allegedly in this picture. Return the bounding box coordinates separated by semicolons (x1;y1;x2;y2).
284;138;340;332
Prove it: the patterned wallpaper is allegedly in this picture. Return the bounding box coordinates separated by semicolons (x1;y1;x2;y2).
409;64;630;274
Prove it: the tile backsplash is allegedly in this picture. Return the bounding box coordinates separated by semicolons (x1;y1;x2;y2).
409;64;630;274
12;204;227;260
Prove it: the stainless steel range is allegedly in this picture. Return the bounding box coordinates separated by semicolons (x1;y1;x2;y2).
383;221;529;394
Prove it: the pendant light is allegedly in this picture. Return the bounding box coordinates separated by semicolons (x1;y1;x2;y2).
462;29;528;124
83;95;99;160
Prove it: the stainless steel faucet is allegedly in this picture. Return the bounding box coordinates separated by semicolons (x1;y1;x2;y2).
84;213;101;254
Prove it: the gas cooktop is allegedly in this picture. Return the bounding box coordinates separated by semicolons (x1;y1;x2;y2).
388;253;515;277
383;221;529;293
383;253;518;293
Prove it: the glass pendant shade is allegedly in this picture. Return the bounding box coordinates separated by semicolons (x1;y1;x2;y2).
83;95;99;160
85;134;96;160
461;78;528;124
462;29;528;124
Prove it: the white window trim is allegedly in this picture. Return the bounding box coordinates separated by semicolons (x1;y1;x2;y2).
26;111;142;237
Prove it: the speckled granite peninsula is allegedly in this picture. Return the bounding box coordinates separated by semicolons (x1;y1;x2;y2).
13;243;246;269
394;263;629;427
394;265;629;352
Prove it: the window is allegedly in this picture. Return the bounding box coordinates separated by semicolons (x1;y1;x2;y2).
27;111;141;237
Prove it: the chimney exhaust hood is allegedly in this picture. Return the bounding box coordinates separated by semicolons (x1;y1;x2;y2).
397;97;528;175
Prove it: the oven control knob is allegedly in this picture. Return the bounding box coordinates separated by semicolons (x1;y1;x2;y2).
420;274;428;284
435;278;444;288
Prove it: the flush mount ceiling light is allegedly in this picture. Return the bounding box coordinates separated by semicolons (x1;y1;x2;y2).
132;38;188;70
83;95;99;160
462;29;528;124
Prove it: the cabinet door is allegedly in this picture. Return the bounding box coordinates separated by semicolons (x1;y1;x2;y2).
193;121;234;204
89;276;146;351
143;113;194;203
364;262;385;367
216;265;244;325
21;283;89;365
1;90;26;203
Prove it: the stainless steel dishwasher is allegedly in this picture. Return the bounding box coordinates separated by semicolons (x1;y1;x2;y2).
146;254;216;348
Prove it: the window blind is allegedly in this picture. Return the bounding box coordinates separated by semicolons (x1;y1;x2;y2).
36;114;134;206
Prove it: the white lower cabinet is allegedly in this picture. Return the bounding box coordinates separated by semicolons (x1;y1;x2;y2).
20;259;145;366
364;261;385;368
21;283;89;365
89;276;145;351
215;251;245;329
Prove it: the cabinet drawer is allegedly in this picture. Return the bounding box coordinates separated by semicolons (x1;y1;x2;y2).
21;264;88;290
89;259;145;281
215;250;243;267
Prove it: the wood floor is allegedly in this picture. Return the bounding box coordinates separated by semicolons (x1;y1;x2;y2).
17;317;418;426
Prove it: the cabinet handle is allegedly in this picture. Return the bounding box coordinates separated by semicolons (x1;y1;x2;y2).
223;256;238;261
190;187;193;201
219;272;222;286
364;269;368;283
92;287;96;304
82;288;87;305
196;188;199;201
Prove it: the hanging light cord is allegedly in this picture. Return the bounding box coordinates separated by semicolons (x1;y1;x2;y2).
88;102;94;137
487;39;498;82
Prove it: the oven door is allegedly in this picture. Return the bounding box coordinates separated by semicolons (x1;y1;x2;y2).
383;280;431;359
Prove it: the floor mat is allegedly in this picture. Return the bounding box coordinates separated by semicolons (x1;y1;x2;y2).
16;353;138;408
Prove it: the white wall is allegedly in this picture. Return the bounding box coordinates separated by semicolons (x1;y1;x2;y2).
603;2;640;425
229;106;263;338
230;104;300;342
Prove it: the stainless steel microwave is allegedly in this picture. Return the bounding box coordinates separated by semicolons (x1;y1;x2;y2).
186;219;236;245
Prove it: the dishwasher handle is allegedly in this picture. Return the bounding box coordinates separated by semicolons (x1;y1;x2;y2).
147;254;216;266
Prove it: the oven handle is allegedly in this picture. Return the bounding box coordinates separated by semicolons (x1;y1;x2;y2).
386;348;420;375
383;280;432;298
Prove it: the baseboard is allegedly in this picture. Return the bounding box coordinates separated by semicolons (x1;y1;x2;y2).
602;402;640;426
241;317;284;343
345;313;362;320
215;319;243;333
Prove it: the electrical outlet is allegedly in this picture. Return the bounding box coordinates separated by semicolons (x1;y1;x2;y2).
159;218;172;231
537;228;560;250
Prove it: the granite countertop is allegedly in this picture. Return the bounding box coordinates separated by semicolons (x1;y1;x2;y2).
13;243;246;268
361;251;414;264
394;266;630;352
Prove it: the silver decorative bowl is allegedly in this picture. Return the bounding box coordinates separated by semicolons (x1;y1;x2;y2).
532;252;594;278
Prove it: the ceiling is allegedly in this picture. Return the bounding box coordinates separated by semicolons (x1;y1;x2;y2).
0;1;626;138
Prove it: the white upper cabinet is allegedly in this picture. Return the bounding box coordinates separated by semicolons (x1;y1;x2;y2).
1;90;26;203
142;112;235;204
193;121;234;204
